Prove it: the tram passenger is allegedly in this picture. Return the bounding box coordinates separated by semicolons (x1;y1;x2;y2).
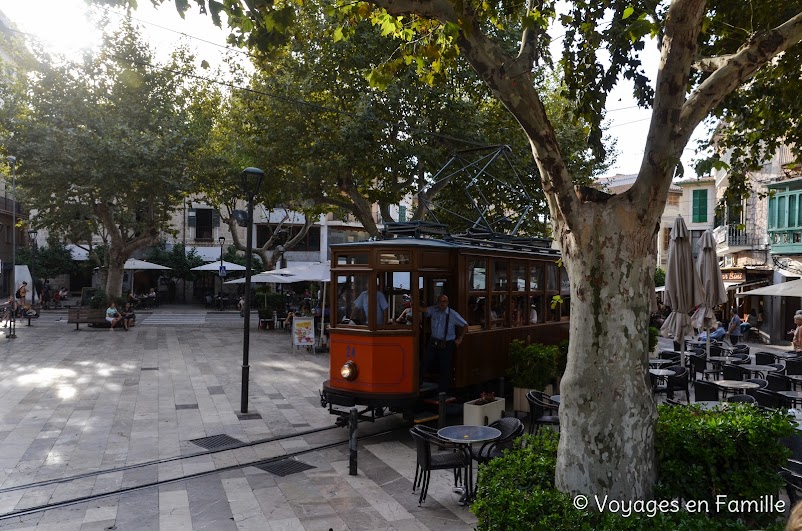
420;295;468;393
353;289;389;325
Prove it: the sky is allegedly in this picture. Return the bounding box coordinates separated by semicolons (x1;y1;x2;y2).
0;0;705;177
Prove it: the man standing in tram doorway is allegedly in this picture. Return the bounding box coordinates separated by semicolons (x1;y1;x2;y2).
420;295;468;393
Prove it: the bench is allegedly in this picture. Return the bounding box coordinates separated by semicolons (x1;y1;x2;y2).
67;308;109;330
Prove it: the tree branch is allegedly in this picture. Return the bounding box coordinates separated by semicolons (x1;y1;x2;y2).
631;0;706;211
366;0;459;24
679;10;802;145
692;54;735;72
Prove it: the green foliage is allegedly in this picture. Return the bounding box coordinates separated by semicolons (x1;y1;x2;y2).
473;432;748;530
255;287;287;313
654;267;665;287
146;241;205;281
2;19;216;296
88;289;107;309
648;326;659;353
223;245;263;272
507;340;562;390
654;403;794;526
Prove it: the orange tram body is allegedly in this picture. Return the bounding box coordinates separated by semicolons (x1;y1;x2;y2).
320;226;570;423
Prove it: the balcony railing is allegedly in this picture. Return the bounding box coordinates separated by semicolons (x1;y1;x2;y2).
713;224;760;251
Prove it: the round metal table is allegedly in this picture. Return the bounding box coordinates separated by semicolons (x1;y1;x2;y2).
712;380;760;394
437;425;501;504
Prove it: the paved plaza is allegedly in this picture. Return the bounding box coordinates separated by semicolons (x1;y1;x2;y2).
0;306;478;531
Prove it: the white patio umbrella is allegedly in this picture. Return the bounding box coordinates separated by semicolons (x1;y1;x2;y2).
191;260;247;272
224;273;294;284
265;262;332;346
660;216;704;362
123;258;170;270
123;259;170;296
692;230;727;357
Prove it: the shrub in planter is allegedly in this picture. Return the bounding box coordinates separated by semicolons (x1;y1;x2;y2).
474;404;794;529
507;340;560;391
654;403;795;527
648;326;659;354
473;432;749;531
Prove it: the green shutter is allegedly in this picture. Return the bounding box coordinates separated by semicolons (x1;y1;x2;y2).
399;206;406;222
692;190;707;223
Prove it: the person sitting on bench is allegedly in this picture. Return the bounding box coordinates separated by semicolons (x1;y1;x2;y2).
106;301;122;331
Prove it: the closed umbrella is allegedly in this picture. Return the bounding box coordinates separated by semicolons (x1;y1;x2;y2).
692;230;727;357
660;216;704;362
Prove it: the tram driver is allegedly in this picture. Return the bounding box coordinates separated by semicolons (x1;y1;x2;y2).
353;289;389;325
420;295;468;393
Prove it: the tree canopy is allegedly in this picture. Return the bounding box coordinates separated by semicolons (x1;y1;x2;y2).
2;18;218;297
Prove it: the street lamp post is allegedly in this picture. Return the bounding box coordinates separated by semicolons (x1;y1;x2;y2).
27;229;37;326
218;235;225;310
239;167;264;414
6;156;16;339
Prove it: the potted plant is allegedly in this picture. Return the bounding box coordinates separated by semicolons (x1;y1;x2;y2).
463;391;506;426
507;340;565;413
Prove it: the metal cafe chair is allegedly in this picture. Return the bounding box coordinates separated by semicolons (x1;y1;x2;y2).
473;417;524;466
525;391;560;435
409;426;471;506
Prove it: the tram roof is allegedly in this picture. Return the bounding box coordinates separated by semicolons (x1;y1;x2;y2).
331;236;561;258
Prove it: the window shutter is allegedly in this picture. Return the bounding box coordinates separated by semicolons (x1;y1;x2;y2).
188;208;196;228
212;210;220;227
399;206;407;222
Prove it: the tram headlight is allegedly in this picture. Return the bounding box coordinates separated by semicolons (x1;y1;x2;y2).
340;360;358;381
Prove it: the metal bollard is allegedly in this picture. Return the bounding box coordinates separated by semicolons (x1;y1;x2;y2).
348;407;358;476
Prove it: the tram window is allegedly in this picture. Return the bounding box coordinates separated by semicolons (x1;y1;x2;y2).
467;296;486;329
493;260;509;291
379;252;411;265
529;295;543;324
383;271;411;325
511;295;528;326
530;264;543;291
490;294;508;328
336;274;369;325
511;263;526;292
468;260;487;290
546;262;559;291
337;254;369;266
560;266;570;292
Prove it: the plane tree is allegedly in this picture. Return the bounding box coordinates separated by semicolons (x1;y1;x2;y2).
99;0;802;499
2;20;217;297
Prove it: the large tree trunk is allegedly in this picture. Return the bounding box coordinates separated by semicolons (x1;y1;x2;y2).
105;248;127;299
554;201;659;498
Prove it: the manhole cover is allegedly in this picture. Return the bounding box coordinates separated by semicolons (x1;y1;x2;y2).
189;434;242;451
255;459;316;477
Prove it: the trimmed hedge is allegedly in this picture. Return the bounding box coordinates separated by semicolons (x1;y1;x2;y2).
473;403;796;529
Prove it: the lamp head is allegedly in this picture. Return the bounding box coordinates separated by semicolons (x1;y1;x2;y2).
240;167;264;196
6;156;16;165
219;236;225;244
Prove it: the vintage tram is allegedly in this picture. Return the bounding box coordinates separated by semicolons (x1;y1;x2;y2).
320;224;570;423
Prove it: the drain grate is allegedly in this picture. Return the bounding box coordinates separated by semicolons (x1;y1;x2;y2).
189;434;243;451
255;459;316;477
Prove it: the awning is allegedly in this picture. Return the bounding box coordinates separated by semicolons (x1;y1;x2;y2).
724;281;742;291
740;279;802;297
655;286;665;293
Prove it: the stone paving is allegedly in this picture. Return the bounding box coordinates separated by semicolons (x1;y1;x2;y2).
0;307;795;530
0;306;477;530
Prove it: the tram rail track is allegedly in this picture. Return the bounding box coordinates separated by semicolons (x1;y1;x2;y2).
0;418;408;522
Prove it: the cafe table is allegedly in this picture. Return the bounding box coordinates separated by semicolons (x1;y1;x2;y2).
712;380;760;394
438;425;501;504
707;356;745;367
648;359;674;368
550;395;561;405
736;364;780;378
773;352;801;360
778;391;802;407
786;374;802;390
